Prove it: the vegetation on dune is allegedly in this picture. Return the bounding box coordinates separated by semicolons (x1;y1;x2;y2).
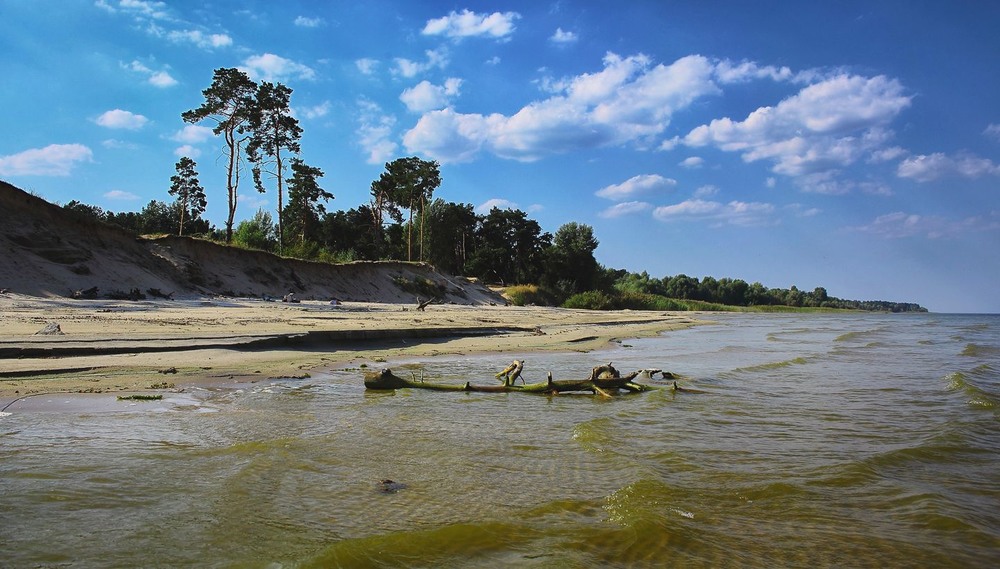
43;66;926;313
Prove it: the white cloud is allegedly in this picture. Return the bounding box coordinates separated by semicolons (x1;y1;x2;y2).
869;145;906;163
897;152;1000;182
984;123;1000;141
355;58;379;75
294;15;324;28
0;144;93;176
242;53;315;82
693;184;719;198
123;59;176;87
174;144;201;158
148;70;177;87
476;198;519;213
167;29;232;49
101;1;232;53
595;174;676;200
170;125;214;144
550;27;577;44
97;0;169;20
859;181;893;196
765;177;776;188
300;101;332;120
680;156;704;169
356;99;398;165
684;73;911;182
423;9;520;40
104;189;139;200
95;109;148;130
714;59;794;84
485;56;501;66
404;52;721;163
653;199;776;226
852;211;998;239
392;48;449;78
403;108;494;164
400;78;463;112
786;203;821;217
599;201;651;218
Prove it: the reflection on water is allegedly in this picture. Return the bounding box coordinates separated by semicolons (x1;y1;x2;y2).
1;313;999;568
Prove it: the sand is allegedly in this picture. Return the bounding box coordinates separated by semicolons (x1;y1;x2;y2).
0;293;701;401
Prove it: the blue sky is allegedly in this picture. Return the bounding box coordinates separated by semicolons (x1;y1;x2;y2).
2;1;998;312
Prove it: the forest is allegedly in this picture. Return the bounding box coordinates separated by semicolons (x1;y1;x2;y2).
60;67;925;314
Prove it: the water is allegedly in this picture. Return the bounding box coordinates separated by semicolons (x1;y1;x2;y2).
1;313;998;568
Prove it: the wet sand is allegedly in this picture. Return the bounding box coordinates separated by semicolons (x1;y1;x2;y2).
0;294;700;400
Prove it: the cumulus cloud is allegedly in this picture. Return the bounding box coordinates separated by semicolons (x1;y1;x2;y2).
242;53;315;82
476;198;519;213
96;0;169;20
680;156;704;169
595;174;676;200
294;15;324;28
423;9;520;40
869;145;906;163
403;52;721;163
355;58;379;75
393;48;449;78
167;29;232;49
897;152;1000;182
599;201;651;218
693;184;719;198
174;144;201;158
170;125;214;144
400;79;463;113
356;99;398;164
300;101;332;120
550;28;577;44
95;109;149;129
653;199;776;226
0;144;93;176
683;73;912;188
713;59;794;84
148;70;178;87
104;189;139;200
984;123;1000;141
123;60;177;87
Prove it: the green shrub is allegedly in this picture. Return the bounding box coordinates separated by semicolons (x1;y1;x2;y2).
505;284;554;306
562;290;615;310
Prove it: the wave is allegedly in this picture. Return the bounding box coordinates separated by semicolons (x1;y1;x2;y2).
733;357;810;373
572;417;616;454
298;520;540;568
960;343;1000;358
945;368;998;410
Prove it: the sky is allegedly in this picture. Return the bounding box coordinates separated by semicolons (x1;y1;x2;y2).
1;1;999;313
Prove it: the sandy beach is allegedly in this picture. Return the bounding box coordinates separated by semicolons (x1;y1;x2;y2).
0;293;700;400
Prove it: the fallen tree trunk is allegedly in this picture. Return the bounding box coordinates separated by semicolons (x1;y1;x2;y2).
364;362;687;396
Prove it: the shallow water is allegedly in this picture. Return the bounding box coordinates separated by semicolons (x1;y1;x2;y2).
2;313;998;567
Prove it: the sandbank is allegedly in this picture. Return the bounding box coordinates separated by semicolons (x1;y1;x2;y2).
0;293;701;402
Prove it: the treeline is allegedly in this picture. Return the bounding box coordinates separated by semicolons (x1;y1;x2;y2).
62;195;926;313
606;271;926;312
57;66;925;313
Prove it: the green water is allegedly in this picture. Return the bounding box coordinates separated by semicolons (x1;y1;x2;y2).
2;313;998;567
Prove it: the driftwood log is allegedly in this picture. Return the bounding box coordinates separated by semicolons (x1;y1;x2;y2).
364;362;687;396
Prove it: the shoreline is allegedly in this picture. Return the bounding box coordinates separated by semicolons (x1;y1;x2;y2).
0;294;702;402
